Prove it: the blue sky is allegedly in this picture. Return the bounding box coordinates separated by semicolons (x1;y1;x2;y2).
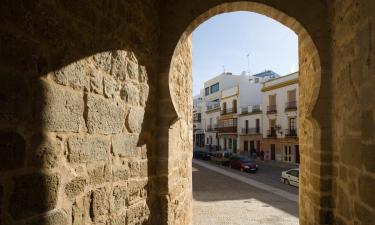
192;11;298;96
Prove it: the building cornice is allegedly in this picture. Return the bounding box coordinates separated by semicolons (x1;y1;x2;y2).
261;78;299;92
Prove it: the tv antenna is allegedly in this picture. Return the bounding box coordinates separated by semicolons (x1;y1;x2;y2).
246;53;250;75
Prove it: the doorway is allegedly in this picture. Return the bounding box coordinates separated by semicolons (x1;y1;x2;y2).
270;144;276;160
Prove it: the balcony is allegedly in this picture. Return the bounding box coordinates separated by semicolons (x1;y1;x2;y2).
193;117;201;122
285;101;297;111
217;119;237;133
241;127;261;135
267;129;277;138
206;102;220;111
221;107;237;115
267;105;277;114
285;129;298;137
206;124;218;132
240;105;262;114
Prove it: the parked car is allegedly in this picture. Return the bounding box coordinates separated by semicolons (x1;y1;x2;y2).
210;151;233;165
281;168;299;187
229;156;258;172
193;150;210;160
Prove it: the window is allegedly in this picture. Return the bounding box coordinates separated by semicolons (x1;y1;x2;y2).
232;99;237;113
245;120;249;132
289;117;296;130
210;83;219;93
207;138;209;144
255;119;260;133
205;87;209;96
287;89;296;102
228;138;233;149
222;102;227;113
269;94;276;106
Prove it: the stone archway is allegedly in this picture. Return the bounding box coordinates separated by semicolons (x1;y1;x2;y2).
160;2;331;225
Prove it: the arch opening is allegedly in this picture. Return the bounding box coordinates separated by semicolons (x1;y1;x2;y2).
165;2;327;225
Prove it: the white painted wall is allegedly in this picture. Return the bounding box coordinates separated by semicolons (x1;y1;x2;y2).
262;73;299;138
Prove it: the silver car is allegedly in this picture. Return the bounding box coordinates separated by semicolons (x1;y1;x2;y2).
281;168;299;187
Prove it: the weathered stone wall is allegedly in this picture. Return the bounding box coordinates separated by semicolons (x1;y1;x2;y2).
329;1;375;224
168;35;193;225
0;50;156;225
0;1;160;225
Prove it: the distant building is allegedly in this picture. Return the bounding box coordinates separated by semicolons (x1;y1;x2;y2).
261;72;299;163
193;95;205;147
194;70;300;164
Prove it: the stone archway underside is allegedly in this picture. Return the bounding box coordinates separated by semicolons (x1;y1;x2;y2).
161;2;331;225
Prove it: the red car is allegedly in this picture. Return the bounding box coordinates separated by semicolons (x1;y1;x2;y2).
229;156;258;172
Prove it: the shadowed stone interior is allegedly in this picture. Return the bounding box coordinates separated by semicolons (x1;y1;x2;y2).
0;0;374;225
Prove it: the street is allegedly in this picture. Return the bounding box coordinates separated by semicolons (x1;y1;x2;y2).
193;160;299;225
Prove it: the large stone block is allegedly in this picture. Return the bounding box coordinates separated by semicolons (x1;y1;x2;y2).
126;201;150;225
110;50;128;81
65;177;87;199
127;179;147;205
51;61;90;91
10;173;59;219
93;51;112;74
139;83;149;107
36;80;84;132
89;70;104;94
88;164;112;185
111;185;127;212
138;65;148;83
126;60;139;80
0;131;25;171
68;135;109;163
91;188;109;219
120;82;139;106
113;166;130;182
27;209;68;225
72;195;91;225
29;133;60;169
110;215;126;225
104;76;119;99
112;133;139;157
86;94;126;134
126;107;145;133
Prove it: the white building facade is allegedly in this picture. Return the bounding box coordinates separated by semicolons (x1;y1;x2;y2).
261;72;299;163
193;70;301;164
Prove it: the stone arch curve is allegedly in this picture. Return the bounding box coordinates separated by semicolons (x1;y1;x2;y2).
162;1;331;225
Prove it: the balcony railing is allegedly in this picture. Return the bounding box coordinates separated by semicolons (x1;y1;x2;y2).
240;105;261;114
240;107;248;114
221;107;237;115
285;101;297;111
207;102;220;111
267;129;277;138
285;129;298;137
193;118;201;122
241;127;261;135
217;119;237;133
267;105;277;114
206;124;218;132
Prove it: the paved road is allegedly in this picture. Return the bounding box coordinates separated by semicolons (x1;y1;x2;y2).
196;158;299;195
192;162;299;225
